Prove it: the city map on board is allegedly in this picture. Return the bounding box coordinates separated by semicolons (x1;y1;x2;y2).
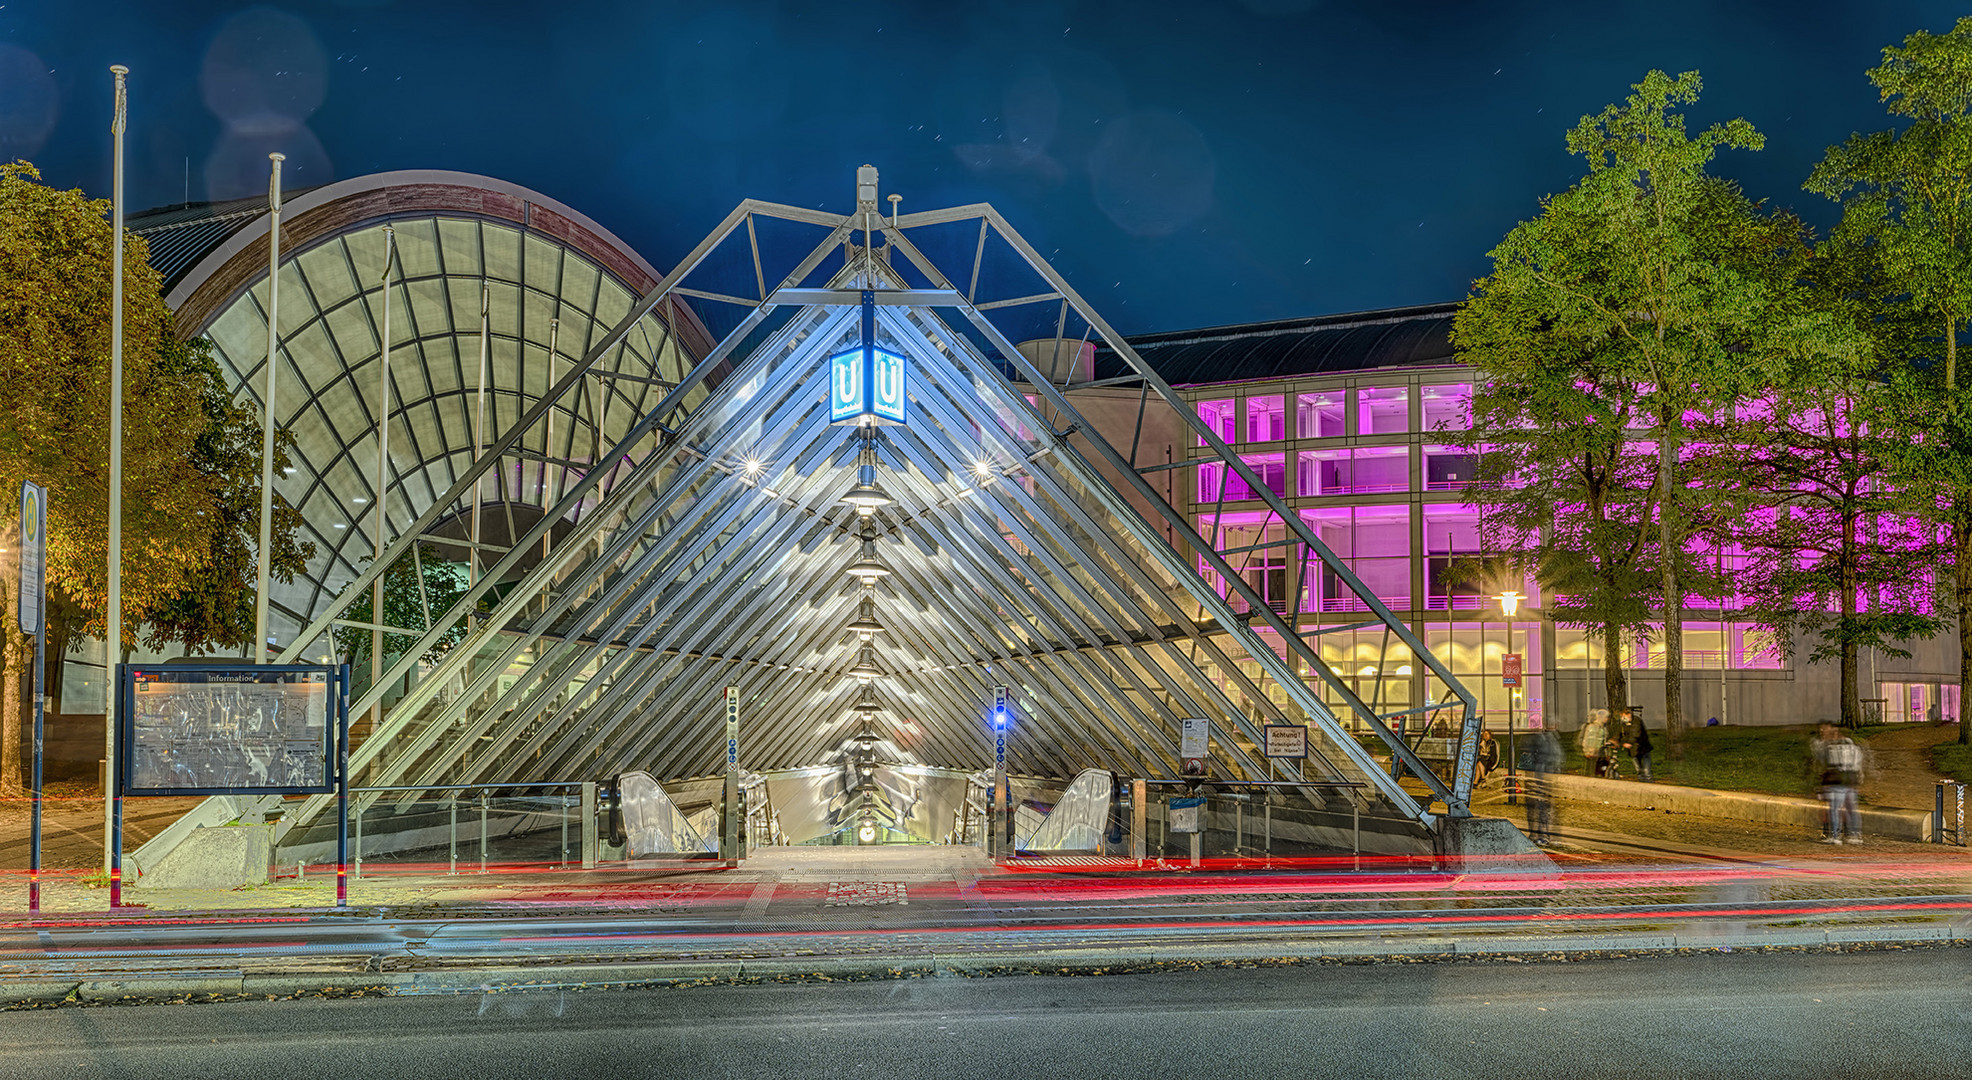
124;667;334;794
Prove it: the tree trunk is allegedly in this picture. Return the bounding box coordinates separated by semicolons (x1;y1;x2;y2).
1841;499;1861;728
1658;423;1684;735
0;577;19;796
1601;619;1628;720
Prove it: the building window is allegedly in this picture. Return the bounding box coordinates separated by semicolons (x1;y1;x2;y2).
1421;383;1472;432
1197;399;1236;445
1197;455;1284;503
1423;447;1477;489
1296;447;1409;495
1245;394;1285;442
1297;391;1346;438
1303;505;1411;611
1357;386;1409;435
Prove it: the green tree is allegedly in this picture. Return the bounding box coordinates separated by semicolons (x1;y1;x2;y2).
1809;18;1972;743
1452;199;1660;714
1456;71;1776;734
140;335;315;657
0;161;311;791
1692;234;1942;727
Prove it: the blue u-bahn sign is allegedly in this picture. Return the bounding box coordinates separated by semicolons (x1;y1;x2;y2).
829;345;907;425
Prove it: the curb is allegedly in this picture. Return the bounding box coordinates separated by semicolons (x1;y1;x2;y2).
4;921;1966;1005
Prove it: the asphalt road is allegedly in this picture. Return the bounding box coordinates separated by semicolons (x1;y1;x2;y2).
3;949;1967;1079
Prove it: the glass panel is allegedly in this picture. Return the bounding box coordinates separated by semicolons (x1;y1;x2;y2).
1197;398;1236;445
1305;506;1411;611
1420;383;1471;432
1296;390;1345;438
1350;446;1409;493
1357;385;1409;435
1245;394;1285;442
1423;445;1476;489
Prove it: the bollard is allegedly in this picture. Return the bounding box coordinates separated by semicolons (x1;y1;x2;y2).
1942;781;1968;846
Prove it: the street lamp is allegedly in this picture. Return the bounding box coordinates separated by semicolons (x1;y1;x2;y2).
1494;589;1524;805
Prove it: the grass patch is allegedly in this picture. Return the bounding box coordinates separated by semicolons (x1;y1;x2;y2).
1553;724;1820;797
1933;741;1972;784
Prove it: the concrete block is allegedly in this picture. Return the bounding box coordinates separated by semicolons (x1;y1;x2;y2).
1435;816;1558;873
78;975;246;999
135;823;274;890
1548;775;1934;841
0;980;82;1003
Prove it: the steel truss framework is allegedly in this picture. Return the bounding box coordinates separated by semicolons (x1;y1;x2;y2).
242;180;1480;849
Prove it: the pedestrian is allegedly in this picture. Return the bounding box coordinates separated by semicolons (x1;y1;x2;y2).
1622;706;1653;782
1928;697;1943;725
1475;728;1500;785
1578;708;1609;777
1813;723;1865;844
1522;727;1562;846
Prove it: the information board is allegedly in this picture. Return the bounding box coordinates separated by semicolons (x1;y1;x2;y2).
120;664;338;795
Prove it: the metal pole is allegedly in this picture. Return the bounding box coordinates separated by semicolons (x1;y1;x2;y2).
105;63;128;899
722;685;740;860
1507;619;1518;806
1130;778;1147;862
543;317;560;557
336;665;349;907
468;282;489;627
479;790;489;873
371;226;396;726
449;795;458;874
581;781;597;869
560;787;570;867
993;685;1008;858
28;549;45;914
252;152;285;665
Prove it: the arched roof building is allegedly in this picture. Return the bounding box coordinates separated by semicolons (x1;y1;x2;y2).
130;171;712;649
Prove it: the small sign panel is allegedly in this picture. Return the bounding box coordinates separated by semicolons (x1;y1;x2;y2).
1502;652;1523;688
1264;724;1308;760
1169;796;1204;833
725;685;740;767
17;481;44;636
828;346;908;425
1179;717;1209;760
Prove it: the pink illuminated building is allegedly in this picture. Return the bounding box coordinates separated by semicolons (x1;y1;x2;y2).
1078;304;1961;733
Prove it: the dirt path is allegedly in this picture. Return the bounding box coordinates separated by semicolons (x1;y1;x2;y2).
1859;724;1962;810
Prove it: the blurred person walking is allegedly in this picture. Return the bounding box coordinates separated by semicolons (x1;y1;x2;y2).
1813;723;1865;844
1522;727;1562;846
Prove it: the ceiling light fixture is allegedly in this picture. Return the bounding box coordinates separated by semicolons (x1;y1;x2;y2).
846;594;886;639
841;427;891;516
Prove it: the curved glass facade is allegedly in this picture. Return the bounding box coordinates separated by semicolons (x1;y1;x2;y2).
192;214;693;646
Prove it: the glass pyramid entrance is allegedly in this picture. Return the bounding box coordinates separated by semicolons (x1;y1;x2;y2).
197;168;1487;860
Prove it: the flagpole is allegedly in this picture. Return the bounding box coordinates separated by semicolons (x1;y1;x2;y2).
371;225;396;728
253;152;285;665
105;63;128;906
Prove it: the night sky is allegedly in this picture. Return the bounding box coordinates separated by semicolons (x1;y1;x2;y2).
3;1;1966;334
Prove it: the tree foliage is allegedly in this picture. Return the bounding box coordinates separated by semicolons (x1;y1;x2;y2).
0;161;313;789
1810;18;1972;743
1456;71;1777;732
